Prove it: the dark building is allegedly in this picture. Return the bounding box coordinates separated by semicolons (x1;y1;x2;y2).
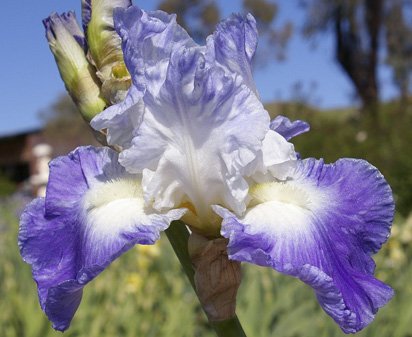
0;129;45;184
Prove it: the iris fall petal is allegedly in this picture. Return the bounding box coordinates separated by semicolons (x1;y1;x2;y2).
19;146;184;331
217;158;394;333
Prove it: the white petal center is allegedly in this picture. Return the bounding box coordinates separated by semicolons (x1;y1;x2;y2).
249;181;311;209
244;178;331;234
82;178;146;236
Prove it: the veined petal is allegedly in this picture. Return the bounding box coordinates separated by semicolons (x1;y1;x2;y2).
91;85;144;148
19;146;184;331
114;6;196;89
260;130;297;180
217;158;394;333
270;115;310;141
119;46;270;234
91;7;295;234
206;13;258;94
91;6;196;147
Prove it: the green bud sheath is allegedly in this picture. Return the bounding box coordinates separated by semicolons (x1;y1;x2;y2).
84;0;131;104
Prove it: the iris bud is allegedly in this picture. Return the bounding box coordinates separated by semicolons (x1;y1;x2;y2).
43;12;106;122
82;0;131;104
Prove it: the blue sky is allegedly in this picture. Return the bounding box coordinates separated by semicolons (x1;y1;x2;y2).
0;0;397;136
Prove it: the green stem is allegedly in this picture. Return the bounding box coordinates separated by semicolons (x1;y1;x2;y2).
165;220;195;289
210;317;247;337
165;221;248;337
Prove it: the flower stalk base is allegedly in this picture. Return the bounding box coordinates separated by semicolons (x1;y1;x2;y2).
165;221;247;337
188;233;242;322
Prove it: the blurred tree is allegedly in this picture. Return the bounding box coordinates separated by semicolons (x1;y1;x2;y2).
302;0;383;116
39;94;99;156
385;0;412;103
158;0;292;64
158;0;220;41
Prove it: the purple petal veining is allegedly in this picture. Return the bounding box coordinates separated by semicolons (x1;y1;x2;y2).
206;13;258;94
19;146;184;331
270;115;310;141
218;158;394;333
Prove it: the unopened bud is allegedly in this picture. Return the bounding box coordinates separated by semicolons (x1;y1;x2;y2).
43;12;106;121
82;0;131;104
189;233;242;322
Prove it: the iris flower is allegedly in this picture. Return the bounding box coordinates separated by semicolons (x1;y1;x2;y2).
19;4;394;334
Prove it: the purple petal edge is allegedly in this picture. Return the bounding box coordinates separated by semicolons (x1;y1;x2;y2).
270;115;310;140
219;158;394;333
43;12;86;50
18;146;183;331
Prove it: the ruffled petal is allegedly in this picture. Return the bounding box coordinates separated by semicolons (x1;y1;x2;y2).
118;45;270;232
114;6;196;88
19;146;184;331
270;115;310;141
217;158;394;333
91;86;143;148
259;130;297;180
206;13;258;94
93;8;275;229
91;6;196;147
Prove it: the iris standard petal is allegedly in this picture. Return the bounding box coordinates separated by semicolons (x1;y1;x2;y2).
93;8;277;230
91;86;143;148
118;45;270;233
19;146;184;331
114;6;196;89
270;115;310;141
217;158;394;333
259;130;297;180
206;13;258;94
91;6;196;148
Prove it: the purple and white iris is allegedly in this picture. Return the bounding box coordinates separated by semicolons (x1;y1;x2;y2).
20;4;394;334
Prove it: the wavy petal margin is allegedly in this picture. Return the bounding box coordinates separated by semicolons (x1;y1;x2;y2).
118;45;270;226
270;115;310;141
19;146;184;330
206;13;258;94
217;158;394;333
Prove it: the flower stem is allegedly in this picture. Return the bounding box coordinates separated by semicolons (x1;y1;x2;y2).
165;220;195;289
210;317;248;337
165;220;248;337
